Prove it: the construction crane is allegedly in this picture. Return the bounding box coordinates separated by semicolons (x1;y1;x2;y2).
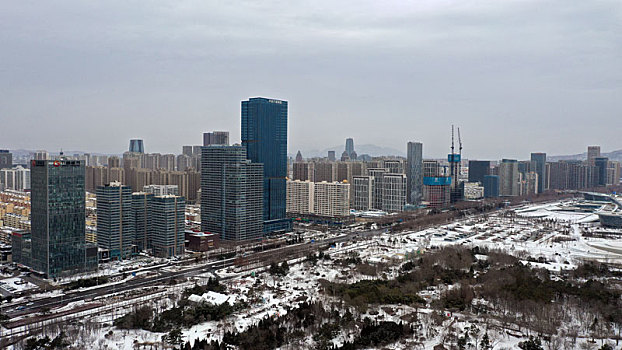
457;127;462;157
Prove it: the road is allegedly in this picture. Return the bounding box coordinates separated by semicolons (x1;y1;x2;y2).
1;227;386;321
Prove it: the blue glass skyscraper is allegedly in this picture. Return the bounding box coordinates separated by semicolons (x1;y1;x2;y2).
241;97;291;233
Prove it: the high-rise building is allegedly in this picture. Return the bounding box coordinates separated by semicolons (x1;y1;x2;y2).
241;97;291;233
0;166;30;191
368;168;387;210
0;150;12;169
519;172;539;196
150;195;185;258
327;151;336;162
182;146;194;157
129;139;145;153
96;182;134;260
423;176;452;209
143;184;179;196
286;180;314;215
423;160;440;177
587;146;601;166
383;160;404;174
293;162;315;182
530;153;547;193
314;162;337;182
607;161;621;186
406;142;423;205
352;176;374;210
499;159;519;196
381;173;407;212
295;151;303;162
201;145;264;241
132;192;153;252
468;160;490;184
177;154;191;171
34;150;49;161
345;138;354;157
203;131;230;146
594;157;609;186
30;159;92;277
107;156;121;168
314;181;350;217
483;175;500;198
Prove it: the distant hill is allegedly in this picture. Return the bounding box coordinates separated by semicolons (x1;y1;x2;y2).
294;144;405;159
548;149;622;162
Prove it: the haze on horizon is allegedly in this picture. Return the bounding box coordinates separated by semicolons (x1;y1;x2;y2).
1;0;621;160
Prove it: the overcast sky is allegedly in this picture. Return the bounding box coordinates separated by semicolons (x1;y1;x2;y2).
1;0;621;159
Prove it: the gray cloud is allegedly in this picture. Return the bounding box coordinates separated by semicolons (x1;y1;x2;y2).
1;0;620;159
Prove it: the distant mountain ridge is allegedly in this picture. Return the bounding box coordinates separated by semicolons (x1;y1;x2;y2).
548;149;622;162
293;144;405;159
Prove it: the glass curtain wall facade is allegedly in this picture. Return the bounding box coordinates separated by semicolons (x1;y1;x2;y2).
406;142;423;205
241;97;291;233
31;159;89;278
201;146;264;242
530;153;547;193
96;183;134;260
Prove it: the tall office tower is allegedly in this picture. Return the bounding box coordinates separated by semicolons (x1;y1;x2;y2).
406;142;423;205
295;151;303;162
327;151;336;162
286;180;314;215
468;160;490;184
201;145;264;241
423;176;452;209
129;139;145;153
293;162;315;181
381;173;407;212
132;192;153;252
241;97;290;233
594;157;609;186
34;150;49;160
352;176;374;210
587;146;601;166
182;146;194;157
345;138;355;160
313;181;350;217
499;159;519;196
143;184;179;196
530;153;547;193
96;182;134;260
423;160;440;177
483;175;500;198
203;131;230;146
107;156;121;168
0;150;12;169
150;195;185;258
177;154;191;171
30;159;90;277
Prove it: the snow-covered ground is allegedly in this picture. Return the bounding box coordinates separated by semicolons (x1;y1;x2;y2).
5;199;622;349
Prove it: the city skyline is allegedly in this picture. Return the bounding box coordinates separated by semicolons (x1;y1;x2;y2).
2;1;621;159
